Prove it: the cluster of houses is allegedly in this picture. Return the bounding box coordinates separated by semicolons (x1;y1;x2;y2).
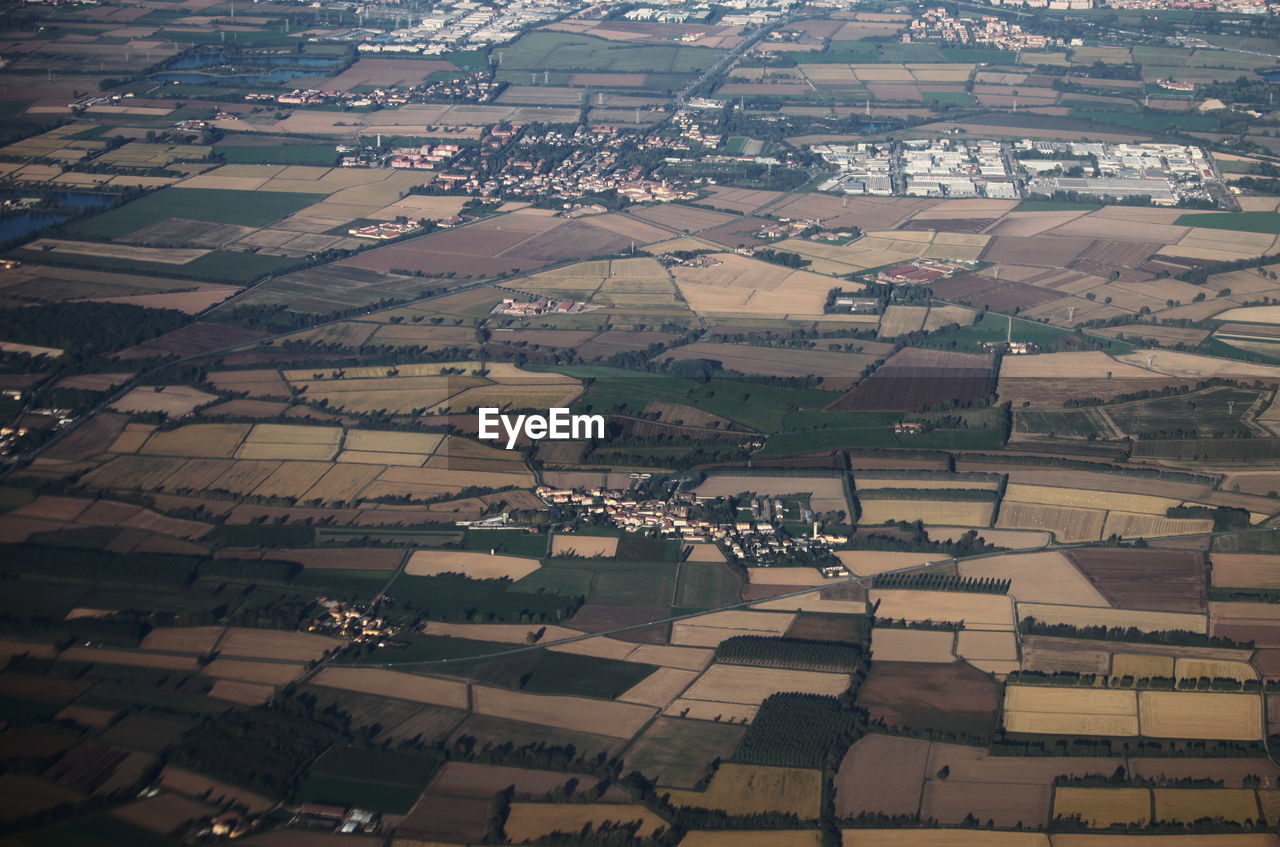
346;221;423;240
244;89;398;109
389;143;462;170
903;8;1060;50
876;259;969;285
431;123;697;203
1101;0;1269;13
492;297;600;317
305;598;402;646
535;484;849;572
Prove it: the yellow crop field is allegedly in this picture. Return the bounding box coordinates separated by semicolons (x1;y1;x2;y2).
680;664;850;705
235;442;339;461
1017;603;1207;634
958;551;1109;607
672;610;795;647
1102;511;1214;539
81;456;187;491
857;499;993;527
1053;835;1276;847
870;589;1014;631
204;659;304;686
1054;787;1151;827
246;423;343;445
1111;653;1174;679
996;502;1106;543
207;460;280;495
618;667;698;708
876;305;928;338
218;627;341;662
1212;554;1280;589
250;462;331;499
343;430;444;454
505;803;666;842
1003;686;1138;737
550;534;619;558
1005;686;1136;715
1175;658;1256;683
430;383;583;414
1004;483;1178;514
955;629;1017;661
663;764;822;819
209;679;273;706
405;550;540;580
470;685;655;739
844;833;1048;847
311;668;469;708
871;628;955;662
836;551;944;576
663;698;758;723
857;476;1001;491
1153;789;1260;824
1138;691;1262;740
680;832;822;847
138;423;250;458
745;567;827;586
335;450;416;467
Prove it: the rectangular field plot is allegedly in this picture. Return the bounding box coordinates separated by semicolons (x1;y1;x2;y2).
1002;686;1138;737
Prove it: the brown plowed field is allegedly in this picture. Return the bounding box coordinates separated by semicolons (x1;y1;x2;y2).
833;734;928;817
827;348;994;412
114;322;266;360
1129;757;1280;788
921;780;1050;828
1065;548;1206;613
931;274;1061;311
858;660;999;738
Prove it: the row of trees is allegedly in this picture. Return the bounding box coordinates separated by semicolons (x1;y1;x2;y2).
714;635;864;674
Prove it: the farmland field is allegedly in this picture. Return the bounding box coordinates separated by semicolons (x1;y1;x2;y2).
663;763;822;819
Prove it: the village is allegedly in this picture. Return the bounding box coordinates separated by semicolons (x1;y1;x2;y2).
535;484;850;573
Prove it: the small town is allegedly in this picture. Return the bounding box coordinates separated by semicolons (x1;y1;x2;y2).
535;484;849;572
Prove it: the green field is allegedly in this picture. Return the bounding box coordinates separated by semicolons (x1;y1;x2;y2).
1014;409;1108;439
463;528;548;557
14;815;179;847
918;311;1126;354
924;91;977;106
1014;199;1101;212
794;43;1011;65
298;746;441;813
216;143;338;166
625;716;746;787
520;651;657;698
1070;108;1221;132
383;573;580;622
1105;385;1262;437
673;560;742;609
511;566;595;597
553;364;839;432
1174;211;1280;234
66;188;326;239
497;30;721;76
8;246;299;284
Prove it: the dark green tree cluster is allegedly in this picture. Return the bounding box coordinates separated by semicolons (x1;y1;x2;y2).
732;692;867;770
1020;616;1251;649
714;635;863;674
871;572;1010;595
